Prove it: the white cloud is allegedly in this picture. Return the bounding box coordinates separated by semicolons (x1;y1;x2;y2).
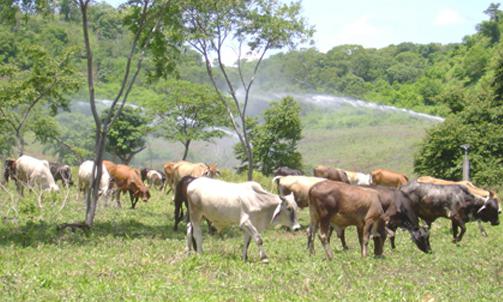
323;15;393;50
434;8;464;27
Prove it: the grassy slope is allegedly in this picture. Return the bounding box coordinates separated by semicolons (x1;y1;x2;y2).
0;180;502;301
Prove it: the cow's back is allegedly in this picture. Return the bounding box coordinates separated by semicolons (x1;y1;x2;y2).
372;169;408;187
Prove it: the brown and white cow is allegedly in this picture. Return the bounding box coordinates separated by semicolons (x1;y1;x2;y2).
175;176;300;263
371;168;408;188
313;165;350;183
103;160;150;209
344;170;372;185
400;181;500;243
308;180;386;259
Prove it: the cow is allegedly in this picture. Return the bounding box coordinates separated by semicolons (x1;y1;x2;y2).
344;170;372;185
103;160;150;209
417;176;501;236
146;169;166;190
163;161;185;194
78;160;112;203
400;181;500;243
171;161;220;230
371;169;408;188
313;165;350;183
332;185;431;253
308;180;386;259
273;166;303;177
175;176;301;263
49;162;74;187
14;155;60;194
3;159;16;183
272;175;326;208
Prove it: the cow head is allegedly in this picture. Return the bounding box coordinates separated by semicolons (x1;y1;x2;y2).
272;193;301;231
204;163;220;177
476;194;500;226
410;227;431;253
59;165;74;186
137;186;151;202
3;159;16;183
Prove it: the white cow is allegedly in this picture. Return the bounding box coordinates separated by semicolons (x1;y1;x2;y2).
177;176;300;263
78;160;112;203
15;155;59;194
345;170;372;186
273;175;326;208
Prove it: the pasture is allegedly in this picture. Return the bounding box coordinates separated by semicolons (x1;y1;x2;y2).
0;173;501;301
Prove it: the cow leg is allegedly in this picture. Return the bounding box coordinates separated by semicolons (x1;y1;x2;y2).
129;191;138;209
115;191;122;208
357;225;368;257
451;216;466;243
386;224;397;249
477;221;488;237
334;226;349;250
307;223;318;255
242;232;252;262
318;219;334;260
240;219;268;263
373;220;385;257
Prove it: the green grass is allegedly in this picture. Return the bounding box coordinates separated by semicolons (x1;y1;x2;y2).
1;177;502;301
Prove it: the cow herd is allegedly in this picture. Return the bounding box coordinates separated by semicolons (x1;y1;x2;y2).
2;155;501;263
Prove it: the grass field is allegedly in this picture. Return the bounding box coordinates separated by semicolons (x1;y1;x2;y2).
1;174;502;301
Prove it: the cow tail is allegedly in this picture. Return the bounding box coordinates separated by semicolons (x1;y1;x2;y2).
173;175;197;230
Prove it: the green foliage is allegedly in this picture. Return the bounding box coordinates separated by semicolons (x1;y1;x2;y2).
145;79;229;159
235;97;303;175
102;106;151;164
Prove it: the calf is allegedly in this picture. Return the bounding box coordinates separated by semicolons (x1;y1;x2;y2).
49;162;74;187
103;160;150;209
273;166;303;177
400;181;500;243
313;165;349;183
176;176;300;262
308;180;386;259
371;169;408;188
14;155;59;194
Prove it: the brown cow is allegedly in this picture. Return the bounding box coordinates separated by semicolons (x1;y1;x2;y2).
371;168;408;188
163;160;188;193
313;165;349;183
103;160;150;209
308;180;386;259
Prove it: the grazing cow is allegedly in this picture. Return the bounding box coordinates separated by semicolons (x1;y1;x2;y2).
163;161;185;193
344;170;372;185
146;169;165;190
49;162;74;187
400;181;500;243
78;160;112;203
371;169;408;188
313;165;350;183
273;175;326;208
103;160;150;209
308;180;386;259
14;155;60;194
273;166;303;177
176;176;301;262
3;159;16;183
417;176;501;236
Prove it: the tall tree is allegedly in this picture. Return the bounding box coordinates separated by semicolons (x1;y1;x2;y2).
61;0;183;229
102;106;150;164
183;0;313;180
148;79;228;160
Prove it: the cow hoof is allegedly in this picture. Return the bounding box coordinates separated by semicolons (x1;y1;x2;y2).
260;257;269;264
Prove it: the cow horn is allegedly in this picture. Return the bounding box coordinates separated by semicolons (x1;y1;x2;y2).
477;205;487;214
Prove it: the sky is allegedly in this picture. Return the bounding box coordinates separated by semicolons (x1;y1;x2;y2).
104;0;497;63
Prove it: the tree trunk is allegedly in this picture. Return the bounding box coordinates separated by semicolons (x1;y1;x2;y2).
182;139;191;160
15;131;24;156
